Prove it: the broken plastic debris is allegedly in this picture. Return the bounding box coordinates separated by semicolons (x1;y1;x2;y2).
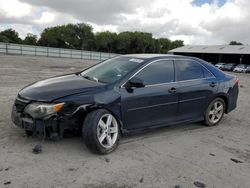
230;158;243;163
194;181;206;188
32;144;42;154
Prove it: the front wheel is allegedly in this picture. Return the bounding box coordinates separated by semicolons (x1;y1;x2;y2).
204;98;225;126
82;109;120;154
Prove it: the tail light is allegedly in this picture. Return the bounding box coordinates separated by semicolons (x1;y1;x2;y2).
235;78;240;86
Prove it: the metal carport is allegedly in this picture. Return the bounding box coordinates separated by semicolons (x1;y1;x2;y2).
169;45;250;65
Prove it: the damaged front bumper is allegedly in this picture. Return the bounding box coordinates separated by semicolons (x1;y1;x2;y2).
11;97;80;140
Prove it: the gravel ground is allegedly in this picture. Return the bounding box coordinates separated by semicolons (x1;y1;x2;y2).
0;54;250;188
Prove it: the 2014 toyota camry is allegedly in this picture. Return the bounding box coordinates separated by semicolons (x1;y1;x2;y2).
11;54;239;154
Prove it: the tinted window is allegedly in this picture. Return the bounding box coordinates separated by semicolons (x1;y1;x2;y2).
176;60;211;81
203;67;214;77
135;60;174;85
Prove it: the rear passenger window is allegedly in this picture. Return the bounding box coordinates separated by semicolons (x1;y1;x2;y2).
175;60;212;81
136;60;174;85
203;68;214;77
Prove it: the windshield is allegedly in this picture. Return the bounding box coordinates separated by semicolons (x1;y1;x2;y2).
81;56;144;83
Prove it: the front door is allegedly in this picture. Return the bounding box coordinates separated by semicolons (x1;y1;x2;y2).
120;60;178;130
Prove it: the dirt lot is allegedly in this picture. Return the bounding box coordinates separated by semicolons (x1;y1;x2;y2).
0;54;249;188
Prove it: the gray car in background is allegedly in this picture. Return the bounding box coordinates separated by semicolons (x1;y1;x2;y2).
246;65;250;73
215;62;226;70
233;64;247;73
222;63;237;71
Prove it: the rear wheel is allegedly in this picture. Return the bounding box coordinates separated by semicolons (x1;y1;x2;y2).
204;98;225;126
82;109;120;154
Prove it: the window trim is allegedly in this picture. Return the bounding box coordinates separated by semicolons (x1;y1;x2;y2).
121;58;215;88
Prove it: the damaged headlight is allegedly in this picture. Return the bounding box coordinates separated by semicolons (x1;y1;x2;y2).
24;102;65;119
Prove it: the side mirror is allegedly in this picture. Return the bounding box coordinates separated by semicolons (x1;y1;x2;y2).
126;77;145;89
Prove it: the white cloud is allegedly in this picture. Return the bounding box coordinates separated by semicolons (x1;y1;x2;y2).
0;0;31;17
0;0;249;45
35;12;55;24
92;24;118;33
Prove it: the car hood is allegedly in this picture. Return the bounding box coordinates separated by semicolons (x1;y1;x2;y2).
19;74;105;102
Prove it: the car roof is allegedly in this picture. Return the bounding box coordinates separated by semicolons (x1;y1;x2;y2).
122;54;186;60
120;53;226;79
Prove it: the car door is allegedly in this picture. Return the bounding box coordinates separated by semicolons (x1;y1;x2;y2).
120;60;178;130
175;59;218;121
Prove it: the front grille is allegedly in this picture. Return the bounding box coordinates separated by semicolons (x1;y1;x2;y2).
14;96;30;112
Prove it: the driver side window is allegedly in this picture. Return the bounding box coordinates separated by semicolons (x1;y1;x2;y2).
135;60;175;86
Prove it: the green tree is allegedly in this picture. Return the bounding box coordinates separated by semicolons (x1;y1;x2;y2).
38;23;95;50
0;29;22;43
76;23;95;50
38;24;77;48
23;33;37;45
38;26;62;47
95;31;117;53
0;23;184;54
170;40;184;50
116;32;132;54
130;32;154;53
229;41;243;45
157;38;172;53
115;31;156;54
0;35;9;42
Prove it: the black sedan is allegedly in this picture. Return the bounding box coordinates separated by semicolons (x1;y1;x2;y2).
12;54;239;154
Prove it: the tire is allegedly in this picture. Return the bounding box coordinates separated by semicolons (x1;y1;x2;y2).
204;98;225;126
82;109;120;154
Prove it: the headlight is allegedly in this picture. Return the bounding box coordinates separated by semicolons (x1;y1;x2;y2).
24;102;65;119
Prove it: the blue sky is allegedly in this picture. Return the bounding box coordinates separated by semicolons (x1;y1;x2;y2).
193;0;226;7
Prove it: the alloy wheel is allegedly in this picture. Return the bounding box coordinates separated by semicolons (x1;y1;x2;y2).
208;101;224;124
97;114;118;149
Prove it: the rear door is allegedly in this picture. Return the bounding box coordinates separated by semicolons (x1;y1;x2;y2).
175;59;218;121
120;60;178;130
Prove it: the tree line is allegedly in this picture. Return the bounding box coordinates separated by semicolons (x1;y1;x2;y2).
229;41;243;45
0;23;184;54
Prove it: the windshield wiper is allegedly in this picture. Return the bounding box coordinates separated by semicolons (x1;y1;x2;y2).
82;75;95;81
82;75;107;83
80;73;109;84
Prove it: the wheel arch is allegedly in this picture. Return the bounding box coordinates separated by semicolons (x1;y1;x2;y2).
75;105;124;134
213;94;229;114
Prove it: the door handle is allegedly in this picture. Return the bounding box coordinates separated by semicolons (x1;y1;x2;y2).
210;82;217;87
168;87;177;94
